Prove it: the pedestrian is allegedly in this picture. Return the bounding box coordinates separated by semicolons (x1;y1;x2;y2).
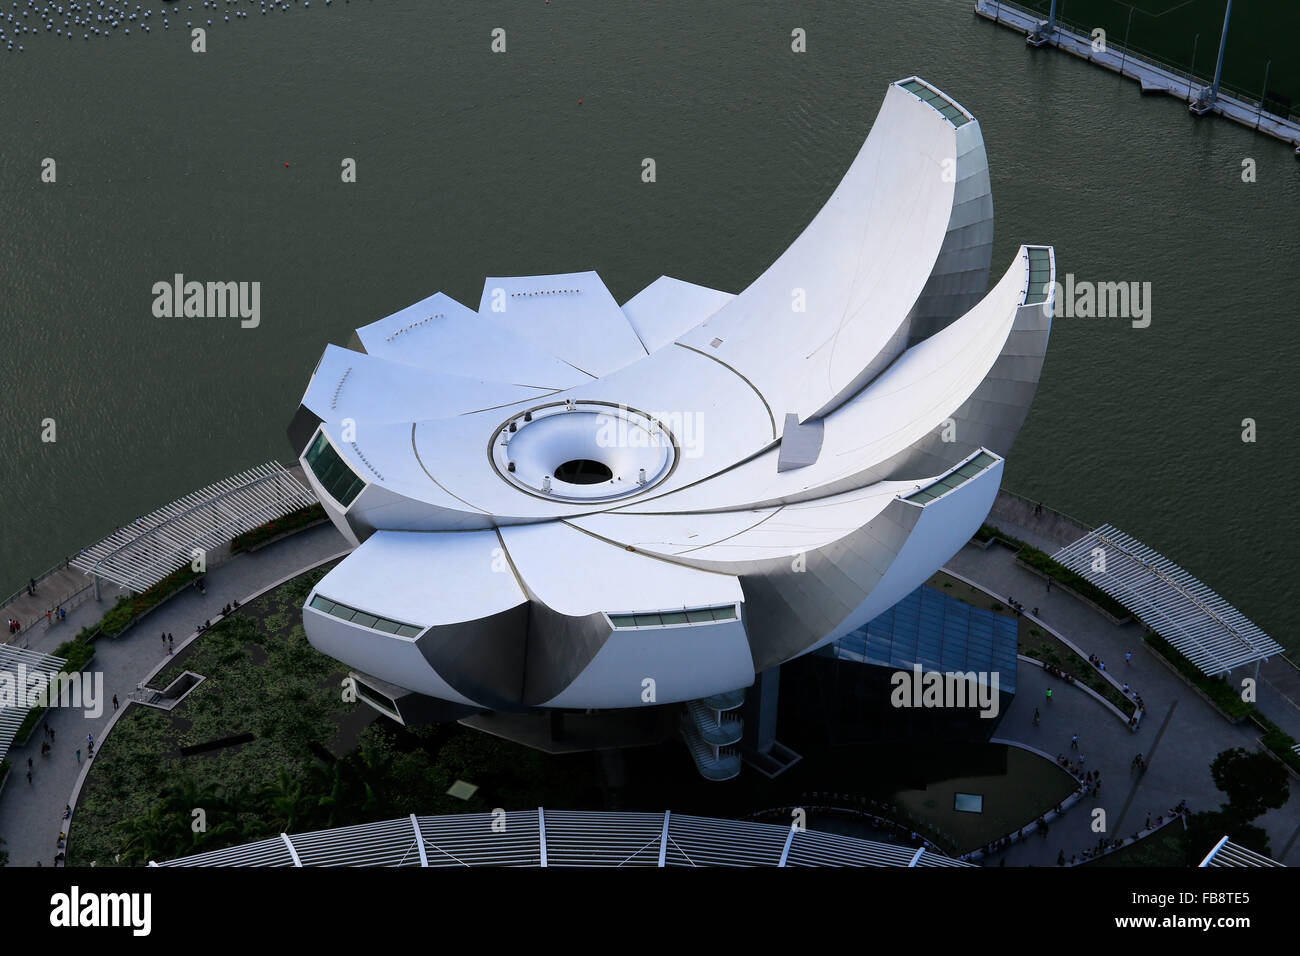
87;732;93;747
1032;707;1040;726
87;741;94;757
112;694;119;711
26;769;32;784
1045;687;1053;702
1079;753;1086;767
75;748;81;763
1032;607;1039;617
1122;683;1130;695
1125;651;1133;664
162;631;167;647
1046;579;1052;593
1071;734;1078;749
64;804;71;820
27;757;33;770
49;727;55;744
168;633;174;648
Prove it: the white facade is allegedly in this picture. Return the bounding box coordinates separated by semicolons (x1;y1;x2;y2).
289;78;1055;711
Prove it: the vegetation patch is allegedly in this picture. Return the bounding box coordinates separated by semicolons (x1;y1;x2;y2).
975;524;1130;621
231;504;327;553
68;562;598;865
99;566;201;637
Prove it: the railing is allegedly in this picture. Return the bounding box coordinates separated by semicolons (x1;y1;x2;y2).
2;460;308;645
980;1;1300;123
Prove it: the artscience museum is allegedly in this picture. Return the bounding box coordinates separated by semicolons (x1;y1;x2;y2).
286;76;1054;771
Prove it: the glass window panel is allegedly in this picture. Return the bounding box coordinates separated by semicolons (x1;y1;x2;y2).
350;613;379;629
634;614;662;627
660;612;688;625
374;619;402;634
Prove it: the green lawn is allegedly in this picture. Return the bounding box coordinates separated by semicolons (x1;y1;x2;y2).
1016;0;1300;109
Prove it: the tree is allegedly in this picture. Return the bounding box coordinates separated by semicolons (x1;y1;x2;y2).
1185;809;1272;865
1210;747;1290;822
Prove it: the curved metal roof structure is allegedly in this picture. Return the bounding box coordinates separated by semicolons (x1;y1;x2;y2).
1052;524;1283;676
154;809;973;868
287;77;1055;712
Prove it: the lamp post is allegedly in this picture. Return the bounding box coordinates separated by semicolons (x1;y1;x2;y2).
1119;7;1135;78
1256;59;1272;130
1209;0;1233;103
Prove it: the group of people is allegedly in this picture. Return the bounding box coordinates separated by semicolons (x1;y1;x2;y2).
1042;664;1077;689
6;617;21;634
1055;752;1089;780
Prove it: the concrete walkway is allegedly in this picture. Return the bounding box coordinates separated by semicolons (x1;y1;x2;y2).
4;498;1296;868
0;523;347;867
947;530;1300;866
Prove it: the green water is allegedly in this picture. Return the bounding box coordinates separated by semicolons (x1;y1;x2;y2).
1;1;1296;650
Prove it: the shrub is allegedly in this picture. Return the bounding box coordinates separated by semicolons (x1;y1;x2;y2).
231;505;327;553
1145;633;1253;720
100;566;200;636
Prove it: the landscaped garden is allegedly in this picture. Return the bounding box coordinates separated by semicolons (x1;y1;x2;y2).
68;561;601;865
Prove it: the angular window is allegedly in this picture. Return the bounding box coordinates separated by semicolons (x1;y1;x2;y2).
304;430;366;508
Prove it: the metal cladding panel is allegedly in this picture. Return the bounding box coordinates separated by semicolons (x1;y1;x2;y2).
291;817;423;867
414;811;542;866
881;262;1053;480
664;814;788;866
740;498;920;670
158;811;975;867
158;836;296;867
520;600;613;707
776;413;825;471
612;250;1029;516
477;271;648;378
417;603;530;710
543;810;666;867
676;82;960;425
620;275;735;354
355;291;588;390
816;457;1004;650
280;79;1051;715
286;403;323;458
540;617;753;709
301;344;556;425
303;607;478;707
816;115;995;416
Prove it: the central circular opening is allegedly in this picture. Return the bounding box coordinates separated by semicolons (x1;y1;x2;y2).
554;458;613;485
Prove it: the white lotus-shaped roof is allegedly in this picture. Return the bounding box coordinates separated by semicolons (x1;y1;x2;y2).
290;78;1055;711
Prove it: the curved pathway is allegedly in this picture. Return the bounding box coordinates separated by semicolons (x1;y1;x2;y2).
0;523;348;867
946;526;1300;866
